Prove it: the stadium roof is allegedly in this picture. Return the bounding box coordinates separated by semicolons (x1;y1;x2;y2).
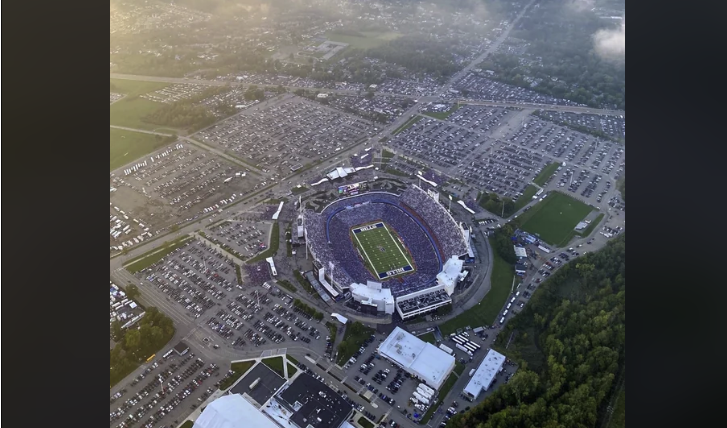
378;327;455;390
326;166;356;180
350;281;394;307
463;349;506;399
193;394;279;428
437;256;464;295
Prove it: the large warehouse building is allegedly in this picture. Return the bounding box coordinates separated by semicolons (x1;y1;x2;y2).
463;349;506;400
377;327;455;390
192;393;278;428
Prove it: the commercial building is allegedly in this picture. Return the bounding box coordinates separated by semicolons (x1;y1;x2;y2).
462;349;506;400
377;327;455;390
173;341;190;356
276;372;353;428
193;393;279;428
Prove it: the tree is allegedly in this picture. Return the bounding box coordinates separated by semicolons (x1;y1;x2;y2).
125;329;142;357
111;320;124;341
126;283;140;300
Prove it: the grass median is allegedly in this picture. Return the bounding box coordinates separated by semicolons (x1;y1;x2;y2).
262;356;285;377
533;162;560;186
219;360;255;390
247;222;280;264
418;332;436;344
124;236;193;273
439;250;514;335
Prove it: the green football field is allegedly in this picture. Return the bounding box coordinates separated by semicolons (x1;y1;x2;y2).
517;191;593;247
351;222;414;279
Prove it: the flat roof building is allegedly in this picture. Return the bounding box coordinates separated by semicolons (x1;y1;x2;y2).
277;372;353;428
378;327;455;390
173;341;189;356
462;349;506;400
193;393;279;428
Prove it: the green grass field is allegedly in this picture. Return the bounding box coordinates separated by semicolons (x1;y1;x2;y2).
516;192;593;247
110;97;167;130
357;416;375;428
326;31;402;49
418;332;436;344
352;222;414;278
110;79;168;96
219;360;256;390
262;356;286;378
439;250;514;335
110;128;173;171
533;162;560;186
392;115;422;135
422;104;460;120
124;236;193;273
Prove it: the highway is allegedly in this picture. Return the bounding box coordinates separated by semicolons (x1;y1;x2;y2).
109;1;625;425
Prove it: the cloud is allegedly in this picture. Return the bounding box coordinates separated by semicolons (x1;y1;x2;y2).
593;19;625;62
566;0;595;13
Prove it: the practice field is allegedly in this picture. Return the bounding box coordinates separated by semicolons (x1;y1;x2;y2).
517;191;593;247
110;97;166;130
110;128;173;171
351;222;414;279
110;79;168;96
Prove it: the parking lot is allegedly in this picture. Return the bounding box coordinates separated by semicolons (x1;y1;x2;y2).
110;352;221;428
328;94;406;124
132;236;330;352
110;142;261;252
453;73;584;106
202;220;271;261
195;94;375;177
385;105;625;212
387;106;551;201
140;83;209;104
535;110;626;141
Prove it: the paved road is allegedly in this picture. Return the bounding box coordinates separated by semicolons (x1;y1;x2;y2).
441;0;538;94
109;0;625;424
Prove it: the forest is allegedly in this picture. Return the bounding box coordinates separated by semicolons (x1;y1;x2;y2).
448;234;625;428
110;306;176;387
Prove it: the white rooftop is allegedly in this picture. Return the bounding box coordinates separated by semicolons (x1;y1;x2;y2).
193;394;279;428
378;327;455;390
437;256;464;295
350;282;393;302
326;166;356;180
514;246;528;258
463;349;506;398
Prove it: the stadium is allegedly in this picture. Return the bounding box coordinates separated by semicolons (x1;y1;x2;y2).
303;184;469;316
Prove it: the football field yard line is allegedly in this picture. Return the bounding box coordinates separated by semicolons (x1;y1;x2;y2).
383;223;411;267
353;230;377;274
